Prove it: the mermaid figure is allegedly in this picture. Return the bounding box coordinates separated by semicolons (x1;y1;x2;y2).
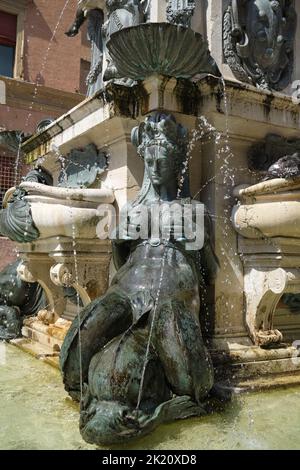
60;113;219;445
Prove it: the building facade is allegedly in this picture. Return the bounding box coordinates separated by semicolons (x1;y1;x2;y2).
0;0;90;269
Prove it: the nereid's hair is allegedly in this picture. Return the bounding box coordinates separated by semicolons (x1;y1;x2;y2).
130;113;190;205
132;113;188;172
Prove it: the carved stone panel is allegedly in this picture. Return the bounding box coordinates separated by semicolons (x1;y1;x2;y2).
166;0;196;27
223;0;297;91
58;143;108;188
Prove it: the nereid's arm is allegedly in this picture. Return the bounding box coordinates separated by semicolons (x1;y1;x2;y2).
65;7;86;37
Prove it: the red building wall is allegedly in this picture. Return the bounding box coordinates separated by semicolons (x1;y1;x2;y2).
0;237;18;271
0;0;89;132
23;0;88;94
0;0;89;269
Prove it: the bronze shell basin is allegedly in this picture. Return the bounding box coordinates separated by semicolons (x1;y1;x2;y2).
106;23;220;80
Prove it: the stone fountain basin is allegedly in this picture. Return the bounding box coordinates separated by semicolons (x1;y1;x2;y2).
232;178;300;239
107;23;220;80
19;182;115;240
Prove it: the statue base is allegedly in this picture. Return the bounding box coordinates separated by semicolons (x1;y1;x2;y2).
15;75;300;388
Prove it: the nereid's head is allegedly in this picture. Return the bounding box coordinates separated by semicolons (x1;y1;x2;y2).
131;113;188;189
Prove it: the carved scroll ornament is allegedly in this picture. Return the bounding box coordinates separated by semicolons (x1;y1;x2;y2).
223;0;297;91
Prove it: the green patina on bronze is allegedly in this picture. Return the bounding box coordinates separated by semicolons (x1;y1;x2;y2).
58;144;108;188
60;113;219;445
0;130;25;152
0;188;39;244
0;261;46;341
107;22;220;80
0;168;52;244
66;1;150;94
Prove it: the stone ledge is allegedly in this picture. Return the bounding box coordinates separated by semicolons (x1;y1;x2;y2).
10;316;71;370
198;75;300;114
1;75;84;115
211;345;300;365
10;338;60;369
9;338;300;392
213;345;300;384
217;372;300;394
22;326;63;352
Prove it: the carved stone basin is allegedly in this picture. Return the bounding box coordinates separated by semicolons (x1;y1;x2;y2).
13;182;114;240
107;23;220;80
232;178;300;239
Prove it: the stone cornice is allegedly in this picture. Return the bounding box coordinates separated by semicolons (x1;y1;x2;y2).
22;75;300;162
1;75;84;115
0;0;27;14
198;76;300;115
22;83;147;158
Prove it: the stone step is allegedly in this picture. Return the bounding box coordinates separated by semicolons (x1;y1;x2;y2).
11;338;300;388
215;355;300;381
211;345;300;364
10;338;59;369
217;371;300;394
213;344;300;382
43;355;60;369
10;338;59;359
22;326;63;353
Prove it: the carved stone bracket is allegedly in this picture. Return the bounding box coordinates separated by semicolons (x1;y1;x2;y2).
50;263;91;307
17;262;37;284
244;267;300;346
49;241;112;315
17;260;65;324
50;263;74;287
17;237;112;323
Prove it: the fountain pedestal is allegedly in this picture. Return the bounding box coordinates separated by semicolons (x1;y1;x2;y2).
17;237;111;317
12;237;111;362
232;179;300;346
15;74;300;387
239;239;300;345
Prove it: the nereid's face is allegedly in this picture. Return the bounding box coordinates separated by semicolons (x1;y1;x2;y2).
144;145;176;187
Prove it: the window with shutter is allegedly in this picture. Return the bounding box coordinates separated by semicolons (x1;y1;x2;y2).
0;10;17;78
